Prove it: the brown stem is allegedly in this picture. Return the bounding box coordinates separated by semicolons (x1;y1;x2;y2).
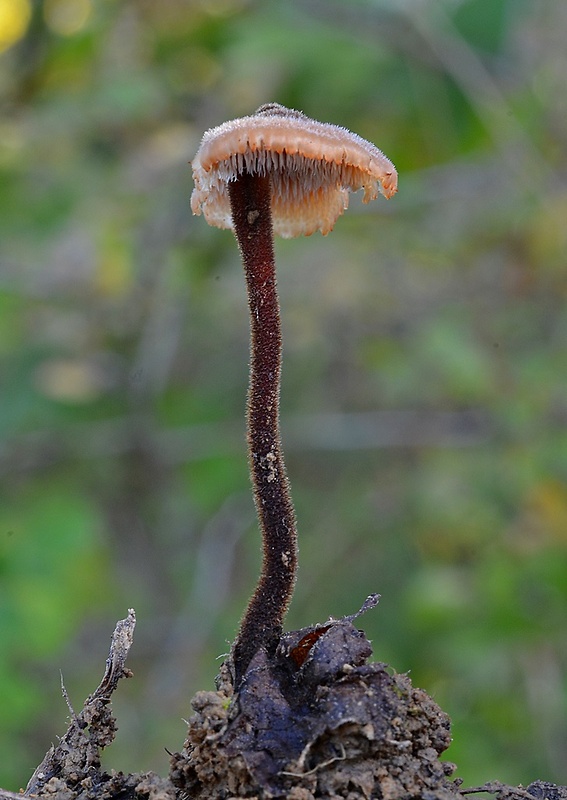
228;170;298;686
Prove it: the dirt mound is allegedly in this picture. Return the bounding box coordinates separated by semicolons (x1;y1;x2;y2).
171;614;457;799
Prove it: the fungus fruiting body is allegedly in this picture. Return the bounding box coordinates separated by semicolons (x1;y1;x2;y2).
191;103;397;685
192;103;397;238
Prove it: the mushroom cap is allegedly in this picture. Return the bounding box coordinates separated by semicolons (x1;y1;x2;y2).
191;103;397;238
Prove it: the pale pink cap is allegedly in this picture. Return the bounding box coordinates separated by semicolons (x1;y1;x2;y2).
191;104;397;238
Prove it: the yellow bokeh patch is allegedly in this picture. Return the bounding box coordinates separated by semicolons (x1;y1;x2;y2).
0;0;31;53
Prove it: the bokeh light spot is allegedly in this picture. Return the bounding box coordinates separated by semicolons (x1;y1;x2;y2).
0;0;31;53
43;0;91;36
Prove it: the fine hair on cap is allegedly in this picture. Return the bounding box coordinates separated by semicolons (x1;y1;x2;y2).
191;103;398;238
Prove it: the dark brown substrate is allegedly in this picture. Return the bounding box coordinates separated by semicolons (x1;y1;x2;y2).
170;607;458;800
6;609;565;800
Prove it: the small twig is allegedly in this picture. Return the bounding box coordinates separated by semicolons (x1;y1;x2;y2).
460;782;535;800
60;671;79;725
23;609;136;797
344;593;380;623
281;744;346;778
91;608;136;700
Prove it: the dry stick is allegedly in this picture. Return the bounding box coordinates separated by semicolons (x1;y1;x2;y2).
24;610;136;797
228;170;297;686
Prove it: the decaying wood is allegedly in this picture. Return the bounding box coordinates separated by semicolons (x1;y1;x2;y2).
24;609;137;797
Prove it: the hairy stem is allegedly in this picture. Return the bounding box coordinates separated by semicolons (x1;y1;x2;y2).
228;170;298;686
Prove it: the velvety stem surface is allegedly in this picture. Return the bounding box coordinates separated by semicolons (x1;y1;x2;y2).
228;170;298;686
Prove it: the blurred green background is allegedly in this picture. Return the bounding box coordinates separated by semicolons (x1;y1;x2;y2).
1;0;566;791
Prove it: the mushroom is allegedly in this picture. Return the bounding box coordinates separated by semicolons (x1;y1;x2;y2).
191;103;397;686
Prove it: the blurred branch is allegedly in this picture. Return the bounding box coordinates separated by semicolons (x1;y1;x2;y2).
286;409;488;450
0;409;490;476
401;4;555;192
143;493;253;707
297;0;555;194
